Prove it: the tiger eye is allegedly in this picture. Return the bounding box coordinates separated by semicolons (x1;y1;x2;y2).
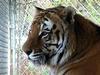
44;18;48;21
53;24;56;29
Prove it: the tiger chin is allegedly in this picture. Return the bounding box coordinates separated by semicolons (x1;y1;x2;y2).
23;6;100;75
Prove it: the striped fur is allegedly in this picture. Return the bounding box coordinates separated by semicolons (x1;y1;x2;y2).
23;6;100;75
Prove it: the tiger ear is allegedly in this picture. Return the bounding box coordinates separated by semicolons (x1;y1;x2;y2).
63;6;76;24
34;6;44;12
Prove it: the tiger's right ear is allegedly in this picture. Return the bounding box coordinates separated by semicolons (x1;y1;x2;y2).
63;6;76;24
34;6;44;13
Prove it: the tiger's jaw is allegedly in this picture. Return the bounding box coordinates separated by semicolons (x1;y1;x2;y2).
28;51;47;65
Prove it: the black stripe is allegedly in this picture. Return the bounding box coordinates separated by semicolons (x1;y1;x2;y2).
57;23;65;64
49;43;63;59
55;30;60;47
47;43;58;47
55;30;60;40
44;28;50;31
43;45;50;51
57;50;64;64
52;24;56;29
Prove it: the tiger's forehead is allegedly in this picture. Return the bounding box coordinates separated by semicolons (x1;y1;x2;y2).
30;11;66;33
33;11;62;24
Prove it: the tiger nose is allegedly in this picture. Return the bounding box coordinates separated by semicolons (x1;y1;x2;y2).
25;50;32;55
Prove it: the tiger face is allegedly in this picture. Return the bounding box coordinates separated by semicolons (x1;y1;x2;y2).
22;6;76;66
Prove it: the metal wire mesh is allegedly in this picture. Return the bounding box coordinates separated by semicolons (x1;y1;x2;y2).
12;0;100;75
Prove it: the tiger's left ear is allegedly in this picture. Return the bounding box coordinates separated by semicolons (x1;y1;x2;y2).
63;6;76;24
34;6;44;13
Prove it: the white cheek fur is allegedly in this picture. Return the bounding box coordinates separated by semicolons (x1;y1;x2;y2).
44;19;53;30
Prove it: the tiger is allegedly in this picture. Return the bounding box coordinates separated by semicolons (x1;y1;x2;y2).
22;6;100;75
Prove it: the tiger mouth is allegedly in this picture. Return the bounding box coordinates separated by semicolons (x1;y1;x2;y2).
28;52;46;65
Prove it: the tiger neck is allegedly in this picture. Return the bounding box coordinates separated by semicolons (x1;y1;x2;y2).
63;14;99;65
70;14;99;60
49;14;100;75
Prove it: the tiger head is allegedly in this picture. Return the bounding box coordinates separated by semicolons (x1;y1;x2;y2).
22;6;76;66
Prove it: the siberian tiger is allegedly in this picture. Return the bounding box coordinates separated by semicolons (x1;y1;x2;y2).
22;6;100;75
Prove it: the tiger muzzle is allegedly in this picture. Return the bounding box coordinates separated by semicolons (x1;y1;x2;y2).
28;51;46;65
